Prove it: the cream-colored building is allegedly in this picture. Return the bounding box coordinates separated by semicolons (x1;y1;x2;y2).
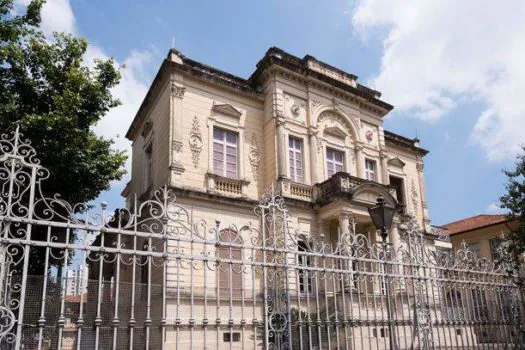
123;46;431;241
119;47;436;349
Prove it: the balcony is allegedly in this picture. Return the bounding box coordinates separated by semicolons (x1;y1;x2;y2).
277;172;397;206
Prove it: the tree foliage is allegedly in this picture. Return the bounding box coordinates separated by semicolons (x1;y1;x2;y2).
500;146;525;268
1;0;127;274
0;0;126;205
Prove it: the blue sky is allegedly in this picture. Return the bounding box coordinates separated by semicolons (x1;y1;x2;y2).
21;0;525;226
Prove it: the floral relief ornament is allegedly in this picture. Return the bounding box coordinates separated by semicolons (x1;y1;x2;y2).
188;116;203;168
411;179;419;216
249;132;261;181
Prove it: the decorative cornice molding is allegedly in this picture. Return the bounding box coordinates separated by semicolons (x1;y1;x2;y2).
189;116;203;168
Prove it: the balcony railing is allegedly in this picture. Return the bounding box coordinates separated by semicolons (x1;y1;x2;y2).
277;172;395;206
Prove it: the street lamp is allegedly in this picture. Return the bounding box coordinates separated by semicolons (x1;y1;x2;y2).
368;196;397;350
368;196;396;244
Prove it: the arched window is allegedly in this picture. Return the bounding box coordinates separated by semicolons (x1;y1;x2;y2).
217;229;243;298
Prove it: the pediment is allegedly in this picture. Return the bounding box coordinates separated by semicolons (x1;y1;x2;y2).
388;157;405;168
324;126;347;139
212;103;242;118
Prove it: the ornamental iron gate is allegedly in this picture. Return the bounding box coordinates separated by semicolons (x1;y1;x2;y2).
0;127;522;349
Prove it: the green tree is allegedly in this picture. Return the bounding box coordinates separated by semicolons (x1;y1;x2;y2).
0;0;127;273
1;0;126;205
500;146;525;270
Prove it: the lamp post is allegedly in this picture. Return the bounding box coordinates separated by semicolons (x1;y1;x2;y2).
368;196;397;350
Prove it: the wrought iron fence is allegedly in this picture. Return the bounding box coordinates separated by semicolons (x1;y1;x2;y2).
0;127;523;349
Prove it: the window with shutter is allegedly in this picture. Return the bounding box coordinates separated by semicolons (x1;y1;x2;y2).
213;128;238;179
326;149;344;178
217;229;243;298
365;159;377;181
289;137;304;183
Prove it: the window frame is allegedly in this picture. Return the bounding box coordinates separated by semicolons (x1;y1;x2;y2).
288;136;305;183
364;158;377;181
326;148;345;178
216;229;243;299
213;127;239;179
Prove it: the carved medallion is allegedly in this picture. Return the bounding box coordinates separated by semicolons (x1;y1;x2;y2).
188;116;203;168
365;130;373;142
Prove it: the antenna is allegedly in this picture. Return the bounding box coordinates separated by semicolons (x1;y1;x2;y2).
171;35;176;49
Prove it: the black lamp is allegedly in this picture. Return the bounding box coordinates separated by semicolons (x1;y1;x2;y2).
368;196;396;243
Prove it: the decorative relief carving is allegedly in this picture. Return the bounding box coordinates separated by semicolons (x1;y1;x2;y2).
171;84;185;99
316;135;323;154
248;133;261;181
283;93;306;123
141;120;153;138
172;140;183;153
365;130;374;142
411;179;419;216
317;110;359;141
416;162;424;172
188;116;203;168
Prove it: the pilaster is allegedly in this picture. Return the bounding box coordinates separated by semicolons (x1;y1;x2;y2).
170;83;186;186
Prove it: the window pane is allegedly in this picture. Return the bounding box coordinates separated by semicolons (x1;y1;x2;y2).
226;131;237;144
214;128;224;140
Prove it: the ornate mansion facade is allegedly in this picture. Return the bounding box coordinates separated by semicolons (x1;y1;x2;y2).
121;47;435;349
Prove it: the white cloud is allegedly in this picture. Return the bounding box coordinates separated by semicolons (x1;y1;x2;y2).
15;0;151;188
486;202;507;214
352;0;525;161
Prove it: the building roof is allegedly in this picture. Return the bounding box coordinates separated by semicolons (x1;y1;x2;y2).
442;214;509;235
384;130;429;155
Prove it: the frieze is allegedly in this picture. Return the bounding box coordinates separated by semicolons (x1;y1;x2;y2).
189;116;203;168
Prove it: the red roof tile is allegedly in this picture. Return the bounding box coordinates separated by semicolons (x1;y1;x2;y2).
442;214;508;235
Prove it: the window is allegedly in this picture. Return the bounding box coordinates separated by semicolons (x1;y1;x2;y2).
289;137;304;183
326;149;344;178
489;237;503;262
217;229;243;298
389;176;405;205
468;242;481;258
213;128;238;179
372;328;388;338
298;240;313;294
144;144;153;190
223;332;241;342
365;159;376;181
